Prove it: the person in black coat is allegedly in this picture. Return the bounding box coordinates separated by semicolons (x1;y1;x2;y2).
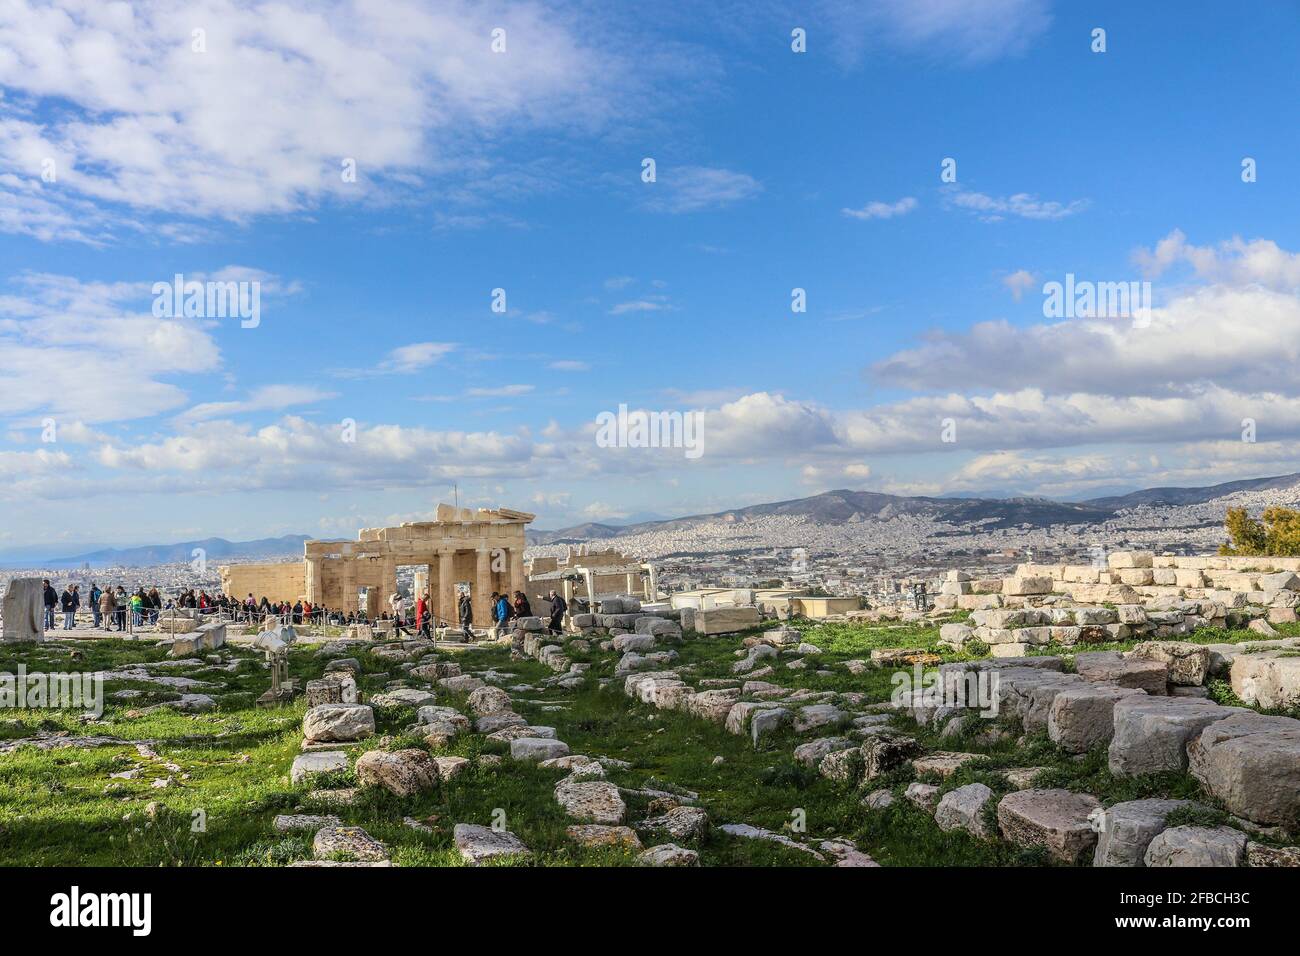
547;589;566;635
458;592;473;637
60;586;77;629
42;580;57;630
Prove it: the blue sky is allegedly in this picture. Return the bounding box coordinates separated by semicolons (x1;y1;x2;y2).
2;0;1299;552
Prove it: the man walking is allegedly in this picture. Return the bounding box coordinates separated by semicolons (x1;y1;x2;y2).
546;589;566;635
458;591;473;639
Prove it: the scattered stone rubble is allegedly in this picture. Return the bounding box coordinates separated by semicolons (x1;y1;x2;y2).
507;569;1300;868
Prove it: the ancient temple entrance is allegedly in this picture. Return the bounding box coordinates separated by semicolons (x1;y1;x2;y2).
301;505;533;633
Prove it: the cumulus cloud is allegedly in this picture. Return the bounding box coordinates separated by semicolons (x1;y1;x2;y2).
1133;229;1300;290
0;271;221;422
94;415;536;485
0;0;653;240
870;284;1300;397
0;447;74;479
8;228;1300;505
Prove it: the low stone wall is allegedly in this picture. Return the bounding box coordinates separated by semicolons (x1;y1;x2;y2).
936;550;1300;616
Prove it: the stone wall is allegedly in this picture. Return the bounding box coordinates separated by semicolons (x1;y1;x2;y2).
219;562;307;604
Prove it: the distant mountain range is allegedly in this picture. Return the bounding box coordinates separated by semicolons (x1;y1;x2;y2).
2;535;311;569
9;472;1300;567
525;471;1300;544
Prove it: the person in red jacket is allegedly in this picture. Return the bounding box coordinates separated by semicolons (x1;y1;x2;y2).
416;593;429;637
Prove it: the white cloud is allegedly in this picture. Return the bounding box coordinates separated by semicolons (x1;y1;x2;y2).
466;384;534;397
0;447;73;479
1133;229;1300;290
842;197;917;220
582;501;629;521
382;342;456;374
1002;269;1035;301
0;271;220;422
819;0;1052;66
646;165;761;214
175;384;336;423
871;284;1300;397
0;0;651;240
609;297;673;315
946;189;1088;222
336;341;456;379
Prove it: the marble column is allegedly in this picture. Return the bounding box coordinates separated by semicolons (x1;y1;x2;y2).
473;548;492;626
305;556;323;604
340;554;357;615
562;577;575;607
438;550;456;629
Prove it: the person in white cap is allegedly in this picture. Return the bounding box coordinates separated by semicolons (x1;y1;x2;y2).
390;591;409;636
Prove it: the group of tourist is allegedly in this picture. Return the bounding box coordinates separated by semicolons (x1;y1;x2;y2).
35;578;572;637
490;589;533;629
41;580;168;631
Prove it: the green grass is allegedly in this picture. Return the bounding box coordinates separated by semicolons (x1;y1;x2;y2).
0;610;1287;867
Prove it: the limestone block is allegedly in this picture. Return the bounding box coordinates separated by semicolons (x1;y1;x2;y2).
1144;826;1246;867
694;606;760;635
303;704;375;743
510;737;570;762
1005;574;1053;596
1047;684;1144;753
355;749;438;797
1230;650;1300;709
291;750;348;785
1090;798;1196;867
997;789;1101;864
1074;651;1168;695
1188;713;1300;826
1109;695;1244;776
1131;641;1211;686
454;824;532;865
935;783;994;839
